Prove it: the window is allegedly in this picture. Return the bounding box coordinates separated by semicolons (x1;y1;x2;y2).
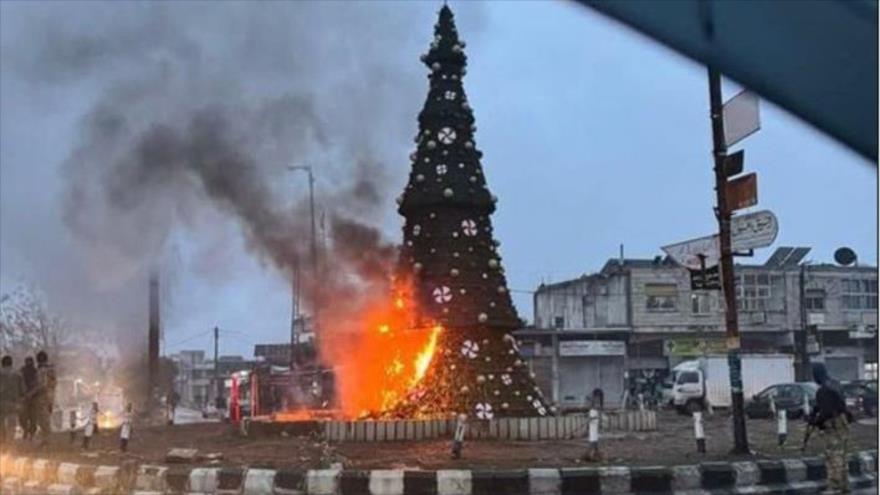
865;362;878;381
804;289;826;311
735;273;771;312
646;284;677;312
842;278;878;310
691;293;713;315
676;371;700;384
554;316;565;329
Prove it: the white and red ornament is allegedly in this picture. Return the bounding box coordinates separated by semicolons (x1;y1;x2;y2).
460;340;479;359
461;219;478;236
433;286;452;304
475;402;493;420
438;127;457;145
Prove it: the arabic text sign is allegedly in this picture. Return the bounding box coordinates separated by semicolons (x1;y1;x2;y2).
559;341;626;357
730;210;778;251
662;235;719;270
723;90;760;147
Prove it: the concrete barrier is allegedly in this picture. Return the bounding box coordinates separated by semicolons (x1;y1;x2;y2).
1;448;875;494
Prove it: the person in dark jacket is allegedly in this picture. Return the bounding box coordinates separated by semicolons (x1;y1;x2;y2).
807;362;850;493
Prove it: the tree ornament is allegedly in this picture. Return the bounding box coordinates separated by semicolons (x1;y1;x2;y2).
458;162;465;169
427;140;437;149
488;259;499;269
450;268;459;277
501;402;509;409
497;286;507;294
412;225;421;236
443;188;454;198
444;90;457;100
475;402;493;420
464;140;474;149
431;62;441;71
438;127;457;144
476;375;486;384
501;374;512;385
460;340;479;358
415;174;425;182
478;313;488;323
461;219;478;236
396;196;403;205
436;164;448;175
433;286;452;304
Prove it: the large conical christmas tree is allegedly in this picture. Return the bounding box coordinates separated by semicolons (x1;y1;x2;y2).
393;5;549;419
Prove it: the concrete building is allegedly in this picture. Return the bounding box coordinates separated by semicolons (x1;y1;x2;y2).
519;247;877;409
169;351;257;408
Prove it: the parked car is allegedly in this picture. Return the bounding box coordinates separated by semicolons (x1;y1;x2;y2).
841;381;878;417
745;382;818;419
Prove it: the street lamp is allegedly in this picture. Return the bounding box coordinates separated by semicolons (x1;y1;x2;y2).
287;165;319;366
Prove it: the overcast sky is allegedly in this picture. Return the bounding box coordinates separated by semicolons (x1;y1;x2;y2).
1;1;875;360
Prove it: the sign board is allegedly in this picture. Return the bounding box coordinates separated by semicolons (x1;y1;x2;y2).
690;265;721;290
848;325;876;340
724;150;745;177
663;210;777;270
559;340;625;357
807;313;826;326
806;336;820;354
730;210;778;251
723;90;761;147
664;338;726;357
662;235;719;270
726;173;758;211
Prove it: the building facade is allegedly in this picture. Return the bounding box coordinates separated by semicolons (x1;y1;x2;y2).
169;351;257;408
520;248;878;408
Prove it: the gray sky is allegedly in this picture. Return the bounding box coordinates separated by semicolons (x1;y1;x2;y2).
1;1;875;360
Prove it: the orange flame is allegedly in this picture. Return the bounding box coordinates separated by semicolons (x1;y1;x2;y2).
322;280;444;418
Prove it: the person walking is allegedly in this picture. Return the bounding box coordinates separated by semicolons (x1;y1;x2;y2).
33;351;57;447
19;357;37;441
807;362;852;494
0;355;23;448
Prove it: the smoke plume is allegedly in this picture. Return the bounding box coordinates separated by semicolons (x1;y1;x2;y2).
0;1;486;372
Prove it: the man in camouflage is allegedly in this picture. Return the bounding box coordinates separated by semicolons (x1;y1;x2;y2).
33;351;57;447
808;362;851;494
0;355;23;448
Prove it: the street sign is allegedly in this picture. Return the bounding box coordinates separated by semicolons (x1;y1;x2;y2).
662;235;719;270
730;210;778;251
690;265;721;290
726;172;757;211
723;90;760;147
559;340;626;357
724;150;744;177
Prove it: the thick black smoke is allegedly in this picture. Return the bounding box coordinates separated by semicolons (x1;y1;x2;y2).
0;2;486;362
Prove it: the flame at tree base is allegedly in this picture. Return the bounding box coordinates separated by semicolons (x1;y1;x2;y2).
320;284;446;419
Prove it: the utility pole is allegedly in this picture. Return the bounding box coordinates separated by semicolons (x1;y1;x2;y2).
708;67;749;454
797;263;812;381
214;326;222;408
148;269;160;407
288;165;320;352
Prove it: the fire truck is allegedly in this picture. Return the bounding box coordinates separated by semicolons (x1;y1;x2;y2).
227;363;337;423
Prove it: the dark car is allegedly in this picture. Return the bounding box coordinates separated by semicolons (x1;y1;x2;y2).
841;381;878;417
745;382;819;419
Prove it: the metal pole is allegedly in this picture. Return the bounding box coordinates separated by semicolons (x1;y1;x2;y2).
797;263;812;381
708;67;749;454
214;326;222;407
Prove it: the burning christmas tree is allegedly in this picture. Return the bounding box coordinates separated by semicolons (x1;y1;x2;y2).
389;5;550;419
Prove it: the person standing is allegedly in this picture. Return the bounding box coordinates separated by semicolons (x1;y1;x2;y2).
19;357;37;441
119;403;133;452
33;351;57;447
82;402;98;450
0;355;23;447
807;362;851;494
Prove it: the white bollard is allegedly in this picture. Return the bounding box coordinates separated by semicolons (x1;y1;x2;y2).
777;409;787;446
585;408;600;460
450;414;467;459
802;392;811;418
693;411;705;454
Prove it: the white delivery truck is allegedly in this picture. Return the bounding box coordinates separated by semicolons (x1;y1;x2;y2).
671;354;794;413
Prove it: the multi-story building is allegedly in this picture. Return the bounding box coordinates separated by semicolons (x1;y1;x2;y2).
519;247;877;408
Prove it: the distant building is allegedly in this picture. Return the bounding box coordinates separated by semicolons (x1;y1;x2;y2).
169;351;257;408
519;247;878;408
